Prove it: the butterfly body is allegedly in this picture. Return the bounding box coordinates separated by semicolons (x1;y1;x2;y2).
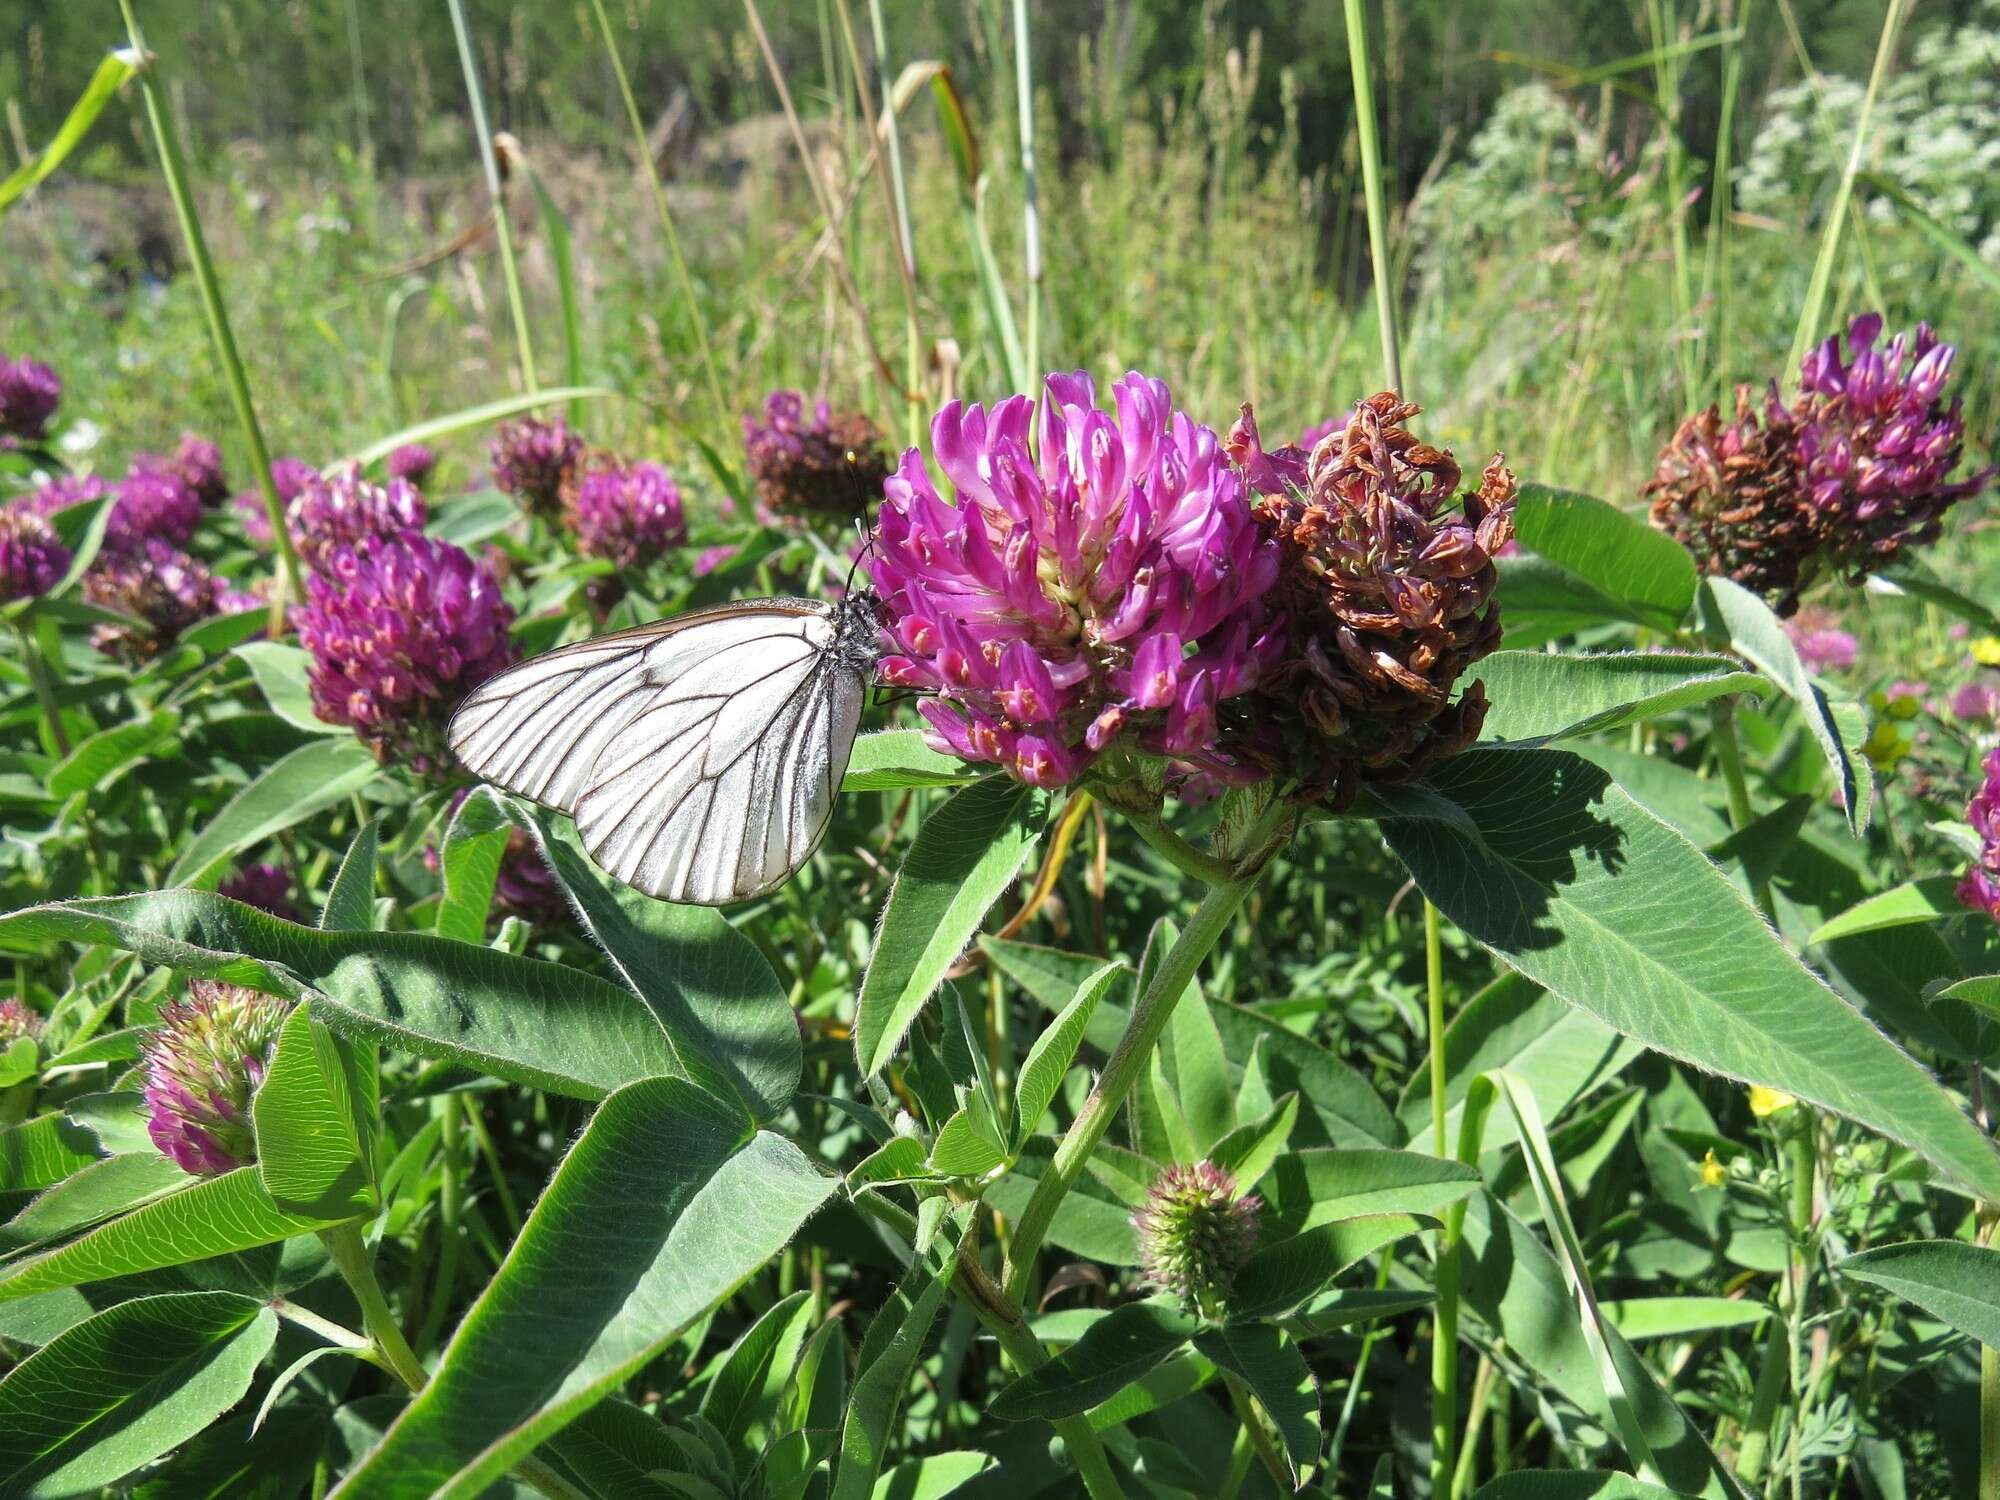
449;591;881;904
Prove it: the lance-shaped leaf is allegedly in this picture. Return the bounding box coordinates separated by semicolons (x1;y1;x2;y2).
1477;651;1770;745
1837;1240;2000;1349
167;739;382;888
1191;1324;1320;1482
252;1004;376;1220
1513;483;1698;632
991;1301;1201;1421
332;1077;833;1498
1229;1215;1427;1321
842;730;981;791
1014;963;1121;1146
1376;746;2000;1203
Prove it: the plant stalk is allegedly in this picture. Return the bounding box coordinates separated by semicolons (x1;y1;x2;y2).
1711;698;1775;920
16;622;69;757
1012;0;1042;383
444;0;537;392
116;0;304;615
1001;804;1288;1303
1426;896;1460;1495
1341;0;1402;394
865;0;924;447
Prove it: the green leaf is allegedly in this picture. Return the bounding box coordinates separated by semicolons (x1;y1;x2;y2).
1457;1191;1745;1500
320;819;380;932
0;1113;105;1194
1190;1324;1319;1482
251;1004;375;1220
167;739;381;888
1230;1215;1427;1321
1210;1003;1401;1149
1514;483;1697;631
986;938;1131;1055
830;1214;965;1500
340;1081;831;1499
697;1290;817;1456
522;810;801;1122
1260;1148;1481;1235
1601;1297;1771;1341
1013;963;1118;1147
847;1137;938;1193
929;1109;1007;1179
1477;652;1769;745
342;386;620;468
233;643;345;736
0;893;683;1101
856;776;1044;1076
0;1035;35;1088
1473;1476;1687;1500
990;1301;1200;1421
1695;576;1869;833
841;731;980;791
870;1451;994;1500
0;1168;344;1305
435;794;510;945
1940;976;2000;1024
0;1290;278;1498
0;50;136;213
1805;877;1963;946
988;1143;1139;1264
1208;1094;1299;1193
1490;555;1638;647
47;709;181;799
0;1154;189;1253
1377;747;2000;1203
1837;1240;2000;1349
1160;937;1233;1154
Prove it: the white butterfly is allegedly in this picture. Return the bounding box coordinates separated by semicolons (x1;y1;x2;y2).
448;592;881;905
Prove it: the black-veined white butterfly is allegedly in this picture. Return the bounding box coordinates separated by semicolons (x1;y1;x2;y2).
448;591;882;905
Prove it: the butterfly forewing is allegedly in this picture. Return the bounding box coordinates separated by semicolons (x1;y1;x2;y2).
446;597;870;905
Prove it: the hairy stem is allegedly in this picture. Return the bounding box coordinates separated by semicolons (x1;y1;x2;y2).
1001;805;1288;1303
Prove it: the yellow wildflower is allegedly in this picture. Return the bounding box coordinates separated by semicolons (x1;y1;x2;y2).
1748;1085;1796;1117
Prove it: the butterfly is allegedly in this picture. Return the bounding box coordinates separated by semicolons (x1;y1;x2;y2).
448;590;883;905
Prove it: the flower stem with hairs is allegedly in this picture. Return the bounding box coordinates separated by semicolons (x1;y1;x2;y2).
1001;801;1292;1303
116;0;304;619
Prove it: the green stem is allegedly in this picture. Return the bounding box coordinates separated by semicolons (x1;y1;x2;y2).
16;622;69;757
1217;1420;1257;1500
866;0;924;449
1982;1204;2000;1500
416;1092;465;1356
1785;0;1908;385
1223;1372;1290;1491
1012;0;1041;383
1711;698;1775;920
587;0;727;431
1341;0;1402;394
444;0;537;392
1702;0;1752;402
1326;1249;1392;1475
116;0;303;614
1426;897;1459;1496
1450;1354;1498;1500
1001;805;1287;1304
1119;802;1238;886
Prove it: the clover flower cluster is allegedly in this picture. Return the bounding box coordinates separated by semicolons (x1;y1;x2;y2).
1648;314;1994;615
106;464;201;553
233;456;320;547
744;390;893;523
141;980;292;1176
491;415;581;518
136;434;228;506
1227;391;1517;800
0;354;60;443
83;538;222;662
868;372;1283;788
570;459;687;569
0;508;72;605
1783;607;1859;674
1132;1160;1262;1314
0;997;42;1047
286;467;428;570
386;442;438;488
218;863;299;923
292;531;516;779
1959;745;2000;921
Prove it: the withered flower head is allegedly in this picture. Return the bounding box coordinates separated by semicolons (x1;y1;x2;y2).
1227;392;1515;803
744;390;894;525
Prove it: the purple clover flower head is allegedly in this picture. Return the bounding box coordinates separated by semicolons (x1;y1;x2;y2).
570;459;686;568
287;466;427;569
233;456;319;546
1132;1160;1261;1315
0;508;73;605
0;355;60;443
743;390;893;523
1961;746;2000;921
0;997;42;1047
1782;609;1858;674
217;863;299;923
292;531;516;779
141;980;291;1176
1953;680;2000;722
386;442;438;488
1790;314;1994;570
869;371;1283;789
106;465;201;553
490;416;581;517
83;540;218;661
693;543;741;577
135;433;227;506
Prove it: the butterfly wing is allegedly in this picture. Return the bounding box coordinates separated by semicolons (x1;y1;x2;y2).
447;599;866;905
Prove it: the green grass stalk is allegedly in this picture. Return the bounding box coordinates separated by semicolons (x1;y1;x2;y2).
866;0;923;447
1341;0;1402;393
1012;0;1042;382
586;0;728;431
1785;0;1908;386
1702;0;1751;403
445;0;537;392
117;0;304;616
